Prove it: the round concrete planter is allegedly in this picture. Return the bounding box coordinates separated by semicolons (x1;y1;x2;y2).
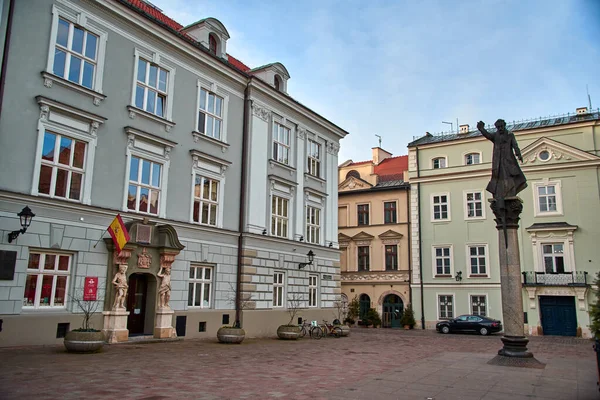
217;327;245;344
277;325;301;340
64;330;105;353
336;325;350;337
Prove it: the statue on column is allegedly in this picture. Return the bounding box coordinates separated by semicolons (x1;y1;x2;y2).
157;266;171;309
111;264;128;310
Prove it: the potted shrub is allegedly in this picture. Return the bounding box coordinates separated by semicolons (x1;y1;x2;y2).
64;289;105;353
364;308;382;328
346;296;360;327
277;293;302;340
400;303;417;330
217;284;253;344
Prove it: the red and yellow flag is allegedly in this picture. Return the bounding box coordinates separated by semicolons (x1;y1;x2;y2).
107;214;130;253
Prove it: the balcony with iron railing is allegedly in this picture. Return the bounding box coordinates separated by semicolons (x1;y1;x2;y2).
522;271;590;287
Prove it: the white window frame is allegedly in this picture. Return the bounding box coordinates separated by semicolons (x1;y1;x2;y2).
541;243;567;273
271;195;290;238
464;152;482;165
306;205;321;244
307;139;321;178
122;129;173;219
129;49;176;129
23;252;72;310
464;190;485;220
32;98;104;205
189;150;230;228
529;231;576;274
469;294;487;317
466;244;489;277
432;156;447;169
188;265;213;309
308;275;318;308
194;80;229;143
532;180;563;217
432;245;453;277
272;121;292;165
44;4;108;104
431;193;451;222
273;272;285;308
437;293;455;320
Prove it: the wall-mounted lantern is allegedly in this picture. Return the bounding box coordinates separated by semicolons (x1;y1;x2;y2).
8;206;35;243
298;250;315;269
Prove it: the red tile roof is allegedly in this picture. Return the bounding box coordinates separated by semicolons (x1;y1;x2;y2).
119;0;252;73
374;155;408;176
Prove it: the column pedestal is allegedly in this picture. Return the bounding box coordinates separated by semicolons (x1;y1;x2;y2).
102;310;129;343
154;309;176;339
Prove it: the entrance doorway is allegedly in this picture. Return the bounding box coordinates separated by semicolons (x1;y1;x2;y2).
382;294;404;328
127;274;148;335
539;296;577;336
359;294;371;322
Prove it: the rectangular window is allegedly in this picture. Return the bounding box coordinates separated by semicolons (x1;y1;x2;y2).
188;265;212;308
306;206;321;244
53;18;98;89
358;246;370;271
135;58;168;118
127;156;162;215
271;196;289;238
357;204;369;225
434;247;451;275
273;123;290;165
193;175;219;226
307;140;321;177
433;158;446;169
537;185;557;213
273;272;284;308
469;246;487;275
38;131;86;201
543;244;565;273
24;252;70;309
385;245;398;271
384;201;397;224
198;88;223;140
432;195;449;220
465;153;480;165
308;275;318;308
438;295;453;319
466;191;483;218
471;295;487;316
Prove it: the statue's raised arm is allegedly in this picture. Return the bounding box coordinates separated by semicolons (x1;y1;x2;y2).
477;121;494;141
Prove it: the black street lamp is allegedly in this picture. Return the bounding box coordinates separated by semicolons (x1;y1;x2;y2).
299;250;315;269
8;206;35;243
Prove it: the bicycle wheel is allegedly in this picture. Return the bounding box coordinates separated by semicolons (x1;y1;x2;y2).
332;327;342;338
310;326;323;339
300;326;307;338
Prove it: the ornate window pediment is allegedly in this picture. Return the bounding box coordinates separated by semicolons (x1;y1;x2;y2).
520;137;600;165
352;231;374;246
338;176;373;192
378;229;403;245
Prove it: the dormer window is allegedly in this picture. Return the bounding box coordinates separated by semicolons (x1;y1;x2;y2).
274;75;281;91
208;34;217;55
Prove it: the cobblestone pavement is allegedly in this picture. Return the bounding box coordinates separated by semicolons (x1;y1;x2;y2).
0;329;597;400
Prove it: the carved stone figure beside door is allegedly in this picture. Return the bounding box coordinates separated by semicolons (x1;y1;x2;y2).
157;265;171;309
111;264;128;310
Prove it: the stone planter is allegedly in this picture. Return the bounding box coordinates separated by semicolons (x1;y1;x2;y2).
64;330;105;353
404;325;410;330
217;327;245;344
336;325;350;337
277;325;301;340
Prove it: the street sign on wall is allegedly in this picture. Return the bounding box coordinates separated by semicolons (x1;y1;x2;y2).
83;277;98;301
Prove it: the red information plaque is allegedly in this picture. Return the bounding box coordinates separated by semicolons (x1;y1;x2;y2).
83;277;98;301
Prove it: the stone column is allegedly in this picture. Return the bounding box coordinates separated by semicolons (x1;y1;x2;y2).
490;197;532;358
154;252;177;339
103;249;132;343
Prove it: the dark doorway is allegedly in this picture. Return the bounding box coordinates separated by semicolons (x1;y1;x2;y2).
539;296;577;336
127;274;148;335
359;294;371;321
382;294;404;328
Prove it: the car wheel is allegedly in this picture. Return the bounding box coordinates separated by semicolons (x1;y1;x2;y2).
441;325;450;334
479;327;489;336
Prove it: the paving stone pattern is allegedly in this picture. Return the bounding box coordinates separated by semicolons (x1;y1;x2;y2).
0;329;596;399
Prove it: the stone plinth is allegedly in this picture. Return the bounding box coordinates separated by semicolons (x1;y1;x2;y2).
154;309;176;339
102;310;129;343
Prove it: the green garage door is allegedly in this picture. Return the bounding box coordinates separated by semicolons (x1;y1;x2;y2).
539;296;577;336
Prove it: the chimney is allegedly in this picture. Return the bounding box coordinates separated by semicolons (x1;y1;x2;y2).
459;124;470;134
372;147;392;165
576;107;588;115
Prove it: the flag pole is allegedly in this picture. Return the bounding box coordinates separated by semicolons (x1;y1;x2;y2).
92;229;107;249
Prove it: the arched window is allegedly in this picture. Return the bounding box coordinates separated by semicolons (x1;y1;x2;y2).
208;34;217;55
359;294;371;320
432;157;447;169
346;170;360;179
465;153;481;165
274;75;281;91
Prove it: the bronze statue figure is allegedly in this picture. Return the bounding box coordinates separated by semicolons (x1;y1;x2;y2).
477;119;527;199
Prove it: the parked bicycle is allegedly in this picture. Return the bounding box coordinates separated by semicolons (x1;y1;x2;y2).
298;320;323;339
317;320;342;338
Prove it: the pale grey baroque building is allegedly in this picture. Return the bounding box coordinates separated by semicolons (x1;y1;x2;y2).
0;0;347;346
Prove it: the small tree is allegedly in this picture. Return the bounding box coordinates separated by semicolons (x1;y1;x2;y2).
589;272;600;339
70;288;103;332
332;296;347;325
285;292;304;326
225;282;254;328
345;295;360;325
364;308;382;328
400;303;417;328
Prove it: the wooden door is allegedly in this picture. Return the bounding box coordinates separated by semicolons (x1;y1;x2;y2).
127;274;148;335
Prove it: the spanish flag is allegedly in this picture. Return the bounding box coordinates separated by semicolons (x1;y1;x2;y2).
108;214;130;253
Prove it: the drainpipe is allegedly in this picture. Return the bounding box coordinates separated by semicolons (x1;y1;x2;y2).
0;0;15;120
416;147;425;329
406;184;412;306
235;82;251;327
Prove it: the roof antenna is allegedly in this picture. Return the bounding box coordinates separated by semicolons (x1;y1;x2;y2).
587;84;593;110
375;134;382;148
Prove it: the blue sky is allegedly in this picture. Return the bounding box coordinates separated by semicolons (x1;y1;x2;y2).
151;0;600;163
